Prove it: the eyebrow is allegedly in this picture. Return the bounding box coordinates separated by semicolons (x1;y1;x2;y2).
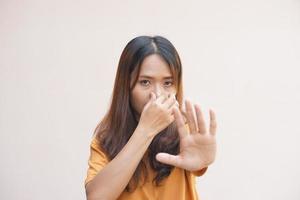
139;75;173;79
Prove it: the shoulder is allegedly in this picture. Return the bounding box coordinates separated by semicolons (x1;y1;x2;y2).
89;135;108;158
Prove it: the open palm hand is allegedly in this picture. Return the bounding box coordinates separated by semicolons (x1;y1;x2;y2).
156;100;217;172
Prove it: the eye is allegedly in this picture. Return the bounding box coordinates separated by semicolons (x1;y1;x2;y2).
164;81;173;87
139;80;150;86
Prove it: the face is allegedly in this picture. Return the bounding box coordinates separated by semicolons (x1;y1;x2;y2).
130;54;177;117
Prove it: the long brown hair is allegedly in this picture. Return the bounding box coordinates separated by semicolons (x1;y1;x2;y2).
94;35;184;191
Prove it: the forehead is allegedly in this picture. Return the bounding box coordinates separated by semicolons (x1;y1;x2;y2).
139;54;172;78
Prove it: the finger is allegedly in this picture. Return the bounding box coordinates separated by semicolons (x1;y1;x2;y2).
150;92;156;101
163;94;176;109
172;106;188;138
179;105;187;124
143;92;156;110
166;101;179;117
185;99;198;133
209;108;217;135
195;104;207;134
156;93;168;104
172;100;180;109
169;113;175;124
156;153;183;168
167;101;178;113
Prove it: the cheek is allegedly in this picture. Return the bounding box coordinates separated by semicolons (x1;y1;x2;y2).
130;88;149;113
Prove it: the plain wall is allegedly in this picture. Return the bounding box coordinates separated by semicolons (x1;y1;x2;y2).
1;0;300;199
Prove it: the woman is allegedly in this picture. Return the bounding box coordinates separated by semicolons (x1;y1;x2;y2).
84;35;217;200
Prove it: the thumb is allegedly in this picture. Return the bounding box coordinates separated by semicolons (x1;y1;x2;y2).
148;92;156;103
156;153;182;168
150;92;156;101
143;92;156;109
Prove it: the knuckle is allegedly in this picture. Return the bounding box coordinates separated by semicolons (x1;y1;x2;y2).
169;116;175;123
153;102;159;108
158;105;165;112
210;122;217;128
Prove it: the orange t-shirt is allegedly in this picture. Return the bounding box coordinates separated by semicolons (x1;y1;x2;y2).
84;127;208;200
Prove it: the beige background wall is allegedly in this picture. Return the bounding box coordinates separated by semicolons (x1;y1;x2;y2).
1;0;300;199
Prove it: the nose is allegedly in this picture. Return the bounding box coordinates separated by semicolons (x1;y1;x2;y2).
153;84;166;97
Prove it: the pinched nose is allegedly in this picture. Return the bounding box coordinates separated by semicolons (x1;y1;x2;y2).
152;84;170;97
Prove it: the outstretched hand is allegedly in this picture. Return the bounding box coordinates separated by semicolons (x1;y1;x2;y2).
156;100;217;172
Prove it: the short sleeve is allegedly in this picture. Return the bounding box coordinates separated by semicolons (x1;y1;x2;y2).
84;137;109;187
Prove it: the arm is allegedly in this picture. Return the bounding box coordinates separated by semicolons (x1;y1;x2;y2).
85;126;154;200
86;93;177;200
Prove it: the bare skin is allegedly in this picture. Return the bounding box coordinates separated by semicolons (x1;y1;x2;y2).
85;54;217;200
86;94;179;200
131;54;217;171
156;99;217;171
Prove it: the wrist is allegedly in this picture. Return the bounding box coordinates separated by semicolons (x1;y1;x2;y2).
135;125;155;141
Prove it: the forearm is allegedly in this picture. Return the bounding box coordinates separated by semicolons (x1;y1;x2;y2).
86;127;154;200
